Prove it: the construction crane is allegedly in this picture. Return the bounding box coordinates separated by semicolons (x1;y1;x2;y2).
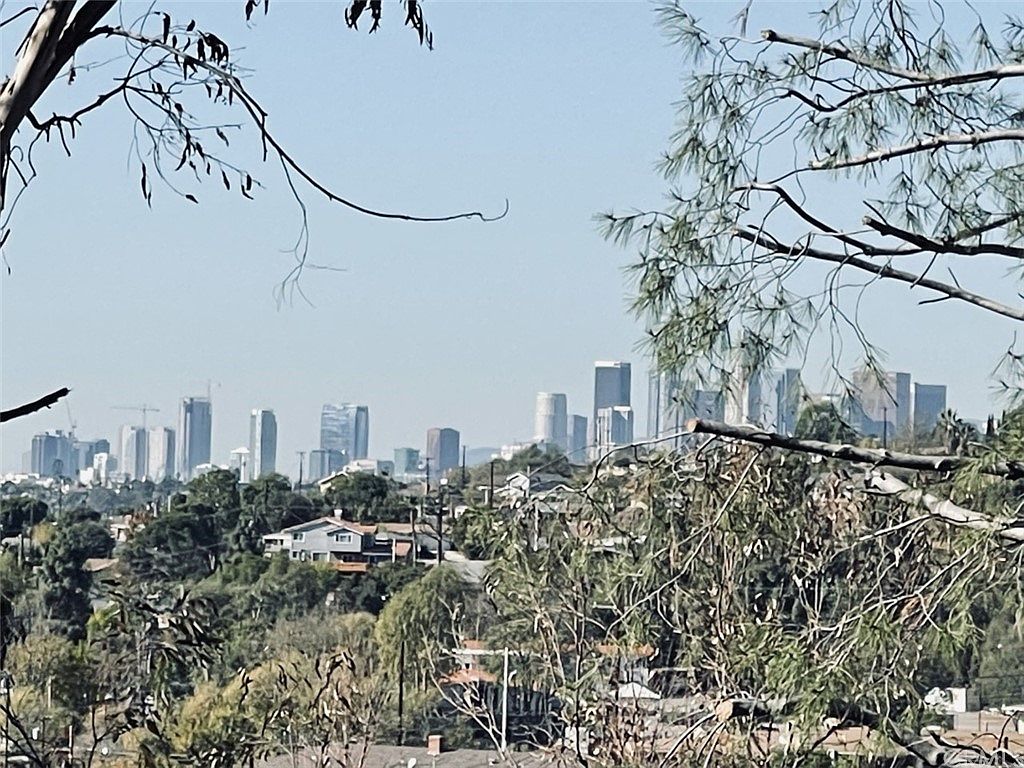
65;401;77;438
112;404;161;429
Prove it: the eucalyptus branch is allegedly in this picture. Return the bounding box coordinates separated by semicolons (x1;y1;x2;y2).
862;215;1024;260
734;227;1024;322
686;418;1024;479
0;386;71;422
808;128;1024;171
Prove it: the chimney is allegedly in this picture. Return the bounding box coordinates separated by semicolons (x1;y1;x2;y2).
426;735;443;756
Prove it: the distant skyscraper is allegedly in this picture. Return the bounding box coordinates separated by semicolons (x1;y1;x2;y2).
850;369;911;438
569;415;588;460
249;408;278;479
320;404;369;460
394;447;421;477
178;397;212;480
775;369;802;435
118;425;148;480
534;393;568;451
92;452;117;483
593;362;631;431
308;448;346;482
648;370;686;445
147;427;176;482
690;389;725;421
30;432;73;477
595;406;634;454
914;384;947;437
229;447;251;482
426;427;460;478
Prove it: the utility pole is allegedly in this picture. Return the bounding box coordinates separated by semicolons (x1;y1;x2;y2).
882;406;889;449
461;446;467;487
397;640;406;746
424;457;431;497
501;646;510;754
296;451;305;490
489;460;495;509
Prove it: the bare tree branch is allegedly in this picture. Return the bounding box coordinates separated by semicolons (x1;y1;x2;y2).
0;386;71;423
734;227;1024;321
862;215;1024;259
866;470;1024;544
807;128;1024;171
761;28;936;82
685;417;1024;479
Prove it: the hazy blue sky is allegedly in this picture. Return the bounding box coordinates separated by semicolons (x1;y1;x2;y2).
1;1;1017;477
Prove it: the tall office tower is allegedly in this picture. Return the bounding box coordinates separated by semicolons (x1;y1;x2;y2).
690;389;726;421
426;427;460;478
850;368;912;438
595;406;634;454
569;415;588;460
249;408;278;480
71;440;97;476
178;397;213;480
92;452;117;483
648;370;687;444
914;384;947;437
593;362;631;431
30;431;73;477
229;447;251;482
93;438;111;455
393;447;421;477
118;425;149;480
308;448;346;482
320;404;370;460
534;393;568;451
775;369;802;435
147;427;176;482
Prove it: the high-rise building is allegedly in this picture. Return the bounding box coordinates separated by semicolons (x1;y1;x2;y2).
914;384;947;437
534;393;568;451
595;406;634;454
92;452;117;483
229;447;251;482
249;408;278;479
775;369;802;435
146;427;176;481
426;427;460;479
30;431;73;477
118;425;148;480
308;448;346;482
178;397;212;480
393;447;421;477
320;404;369;460
850;369;911;438
593;361;631;430
569;415;588;460
648;370;687;445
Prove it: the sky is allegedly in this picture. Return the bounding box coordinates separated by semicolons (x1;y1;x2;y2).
0;1;1019;477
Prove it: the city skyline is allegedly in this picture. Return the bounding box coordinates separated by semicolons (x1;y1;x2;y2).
8;358;973;480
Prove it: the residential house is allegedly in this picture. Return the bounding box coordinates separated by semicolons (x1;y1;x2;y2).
262;516;411;572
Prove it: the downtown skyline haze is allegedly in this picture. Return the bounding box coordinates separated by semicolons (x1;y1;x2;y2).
1;2;1013;477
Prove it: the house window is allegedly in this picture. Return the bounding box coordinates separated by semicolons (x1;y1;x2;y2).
292;532;304;541
312;552;326;561
336;533;351;543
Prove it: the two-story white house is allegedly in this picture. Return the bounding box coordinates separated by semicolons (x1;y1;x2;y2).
262;516;409;572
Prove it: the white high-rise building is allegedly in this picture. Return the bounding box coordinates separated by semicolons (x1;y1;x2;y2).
595;405;634;455
229;446;251;482
534;393;568;451
147;427;176;481
118;425;148;480
249;408;278;480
